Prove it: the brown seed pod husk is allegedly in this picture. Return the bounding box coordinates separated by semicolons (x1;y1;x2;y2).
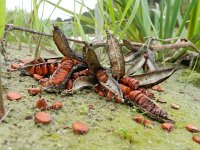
106;31;125;80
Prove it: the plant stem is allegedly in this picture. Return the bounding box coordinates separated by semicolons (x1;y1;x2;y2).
0;0;5;119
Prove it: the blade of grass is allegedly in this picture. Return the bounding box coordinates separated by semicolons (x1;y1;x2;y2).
159;0;164;38
177;10;187;37
168;0;181;37
107;0;116;31
32;0;39;31
119;0;140;40
187;0;200;39
141;0;150;35
97;0;107;29
74;14;87;41
116;0;134;33
176;0;198;36
164;0;171;38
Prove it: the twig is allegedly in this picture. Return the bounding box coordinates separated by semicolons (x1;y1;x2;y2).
2;24;200;55
4;24;85;44
0;108;11;123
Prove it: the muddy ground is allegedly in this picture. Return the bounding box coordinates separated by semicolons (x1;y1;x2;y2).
0;44;200;150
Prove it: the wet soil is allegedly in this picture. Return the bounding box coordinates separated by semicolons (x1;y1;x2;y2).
0;45;200;150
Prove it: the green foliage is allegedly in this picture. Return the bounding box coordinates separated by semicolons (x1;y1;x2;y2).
0;0;6;38
4;0;200;60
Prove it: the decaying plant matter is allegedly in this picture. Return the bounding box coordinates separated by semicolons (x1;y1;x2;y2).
16;26;178;123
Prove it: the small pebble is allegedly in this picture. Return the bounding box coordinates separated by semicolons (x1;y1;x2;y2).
25;115;33;120
72;122;89;134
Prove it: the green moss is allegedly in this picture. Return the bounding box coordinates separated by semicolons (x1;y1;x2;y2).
180;69;200;87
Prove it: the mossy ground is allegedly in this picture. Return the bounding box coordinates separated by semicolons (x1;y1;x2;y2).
0;45;200;150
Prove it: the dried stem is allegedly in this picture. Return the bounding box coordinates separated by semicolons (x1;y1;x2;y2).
2;24;200;56
0;42;5;119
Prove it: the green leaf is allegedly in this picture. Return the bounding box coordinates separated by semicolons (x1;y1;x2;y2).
168;0;181;37
119;0;140;40
164;0;171;38
176;0;198;36
0;0;5;38
187;0;200;39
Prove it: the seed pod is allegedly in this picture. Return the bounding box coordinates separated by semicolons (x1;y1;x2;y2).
96;69;124;103
53;25;82;60
82;43;102;73
106;31;125;80
130;68;176;88
120;84;174;123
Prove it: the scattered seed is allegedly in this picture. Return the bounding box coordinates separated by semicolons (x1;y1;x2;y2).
152;85;164;92
52;101;62;110
157;98;167;104
152;85;159;90
186;124;200;133
162;123;173;132
192;136;200;144
98;91;104;97
28;87;41;96
143;119;152;126
171;104;180;110
72;122;89;134
7;92;22;101
34;112;52;124
36;97;48;110
133;115;144;123
11;63;20;69
33;74;43;81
